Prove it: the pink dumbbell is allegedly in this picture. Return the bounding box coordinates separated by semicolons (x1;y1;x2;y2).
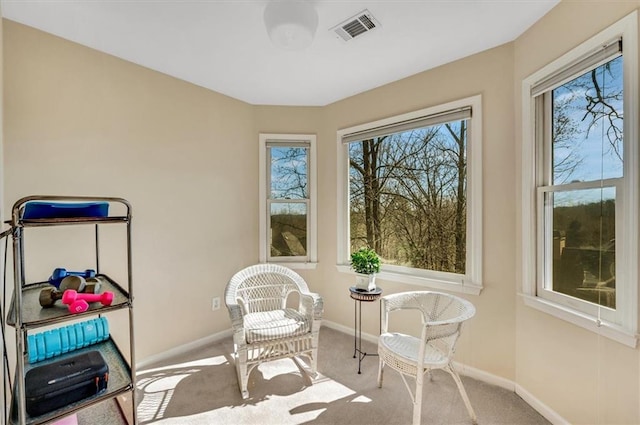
62;289;114;314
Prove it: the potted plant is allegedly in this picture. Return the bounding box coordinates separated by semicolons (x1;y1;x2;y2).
350;247;381;291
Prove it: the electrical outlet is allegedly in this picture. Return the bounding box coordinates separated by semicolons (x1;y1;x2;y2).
212;297;221;311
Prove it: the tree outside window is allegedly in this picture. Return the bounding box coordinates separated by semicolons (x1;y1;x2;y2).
348;119;468;275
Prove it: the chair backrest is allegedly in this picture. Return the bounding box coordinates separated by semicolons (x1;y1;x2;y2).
382;291;475;359
225;264;310;314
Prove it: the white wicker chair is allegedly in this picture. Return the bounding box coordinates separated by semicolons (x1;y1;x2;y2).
224;264;323;399
377;291;477;425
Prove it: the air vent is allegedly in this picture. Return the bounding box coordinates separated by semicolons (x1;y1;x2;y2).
331;9;380;42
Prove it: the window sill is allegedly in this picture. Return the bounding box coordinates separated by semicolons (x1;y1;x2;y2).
336;265;482;295
269;261;318;270
520;293;638;348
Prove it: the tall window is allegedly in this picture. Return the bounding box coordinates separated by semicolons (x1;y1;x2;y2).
338;96;482;293
522;13;638;346
259;134;317;267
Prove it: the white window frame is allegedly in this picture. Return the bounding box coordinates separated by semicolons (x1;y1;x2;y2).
521;12;638;347
259;133;317;269
336;95;483;295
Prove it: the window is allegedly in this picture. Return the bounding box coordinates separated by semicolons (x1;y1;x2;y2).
259;134;317;267
522;13;638;347
337;96;482;294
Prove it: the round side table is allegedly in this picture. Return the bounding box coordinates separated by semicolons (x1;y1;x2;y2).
349;286;383;374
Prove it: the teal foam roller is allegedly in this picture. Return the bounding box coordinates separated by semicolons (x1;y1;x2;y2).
27;317;109;363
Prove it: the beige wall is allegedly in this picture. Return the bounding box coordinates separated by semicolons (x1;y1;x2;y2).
514;2;640;424
253;47;519;379
3;20;256;359
251;106;323;291
0;3;6;415
3;18;517;378
0;2;3;218
318;43;517;379
3;0;640;422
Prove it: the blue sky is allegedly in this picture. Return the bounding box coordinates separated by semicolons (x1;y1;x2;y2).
552;56;623;186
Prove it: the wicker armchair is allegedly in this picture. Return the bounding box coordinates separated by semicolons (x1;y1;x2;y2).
224;264;323;399
377;291;477;425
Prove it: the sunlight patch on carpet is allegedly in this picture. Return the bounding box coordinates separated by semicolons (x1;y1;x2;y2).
137;355;228;375
350;395;372;403
136;358;358;424
137;354;230;423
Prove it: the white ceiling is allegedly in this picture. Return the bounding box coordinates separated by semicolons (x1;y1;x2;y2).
1;0;559;106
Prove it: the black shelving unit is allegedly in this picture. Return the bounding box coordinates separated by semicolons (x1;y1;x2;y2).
3;196;137;425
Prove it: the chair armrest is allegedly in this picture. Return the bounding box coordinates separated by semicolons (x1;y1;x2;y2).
226;303;245;330
226;303;247;345
299;292;323;320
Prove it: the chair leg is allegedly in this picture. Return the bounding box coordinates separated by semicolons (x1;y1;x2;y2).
377;358;384;388
291;353;318;380
310;347;319;378
412;370;425;425
446;364;477;425
236;349;249;400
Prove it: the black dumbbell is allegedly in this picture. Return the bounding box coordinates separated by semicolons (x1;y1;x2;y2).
40;276;101;308
84;277;102;294
59;276;86;292
39;287;64;308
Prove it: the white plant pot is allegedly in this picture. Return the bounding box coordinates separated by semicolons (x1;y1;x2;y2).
355;273;376;291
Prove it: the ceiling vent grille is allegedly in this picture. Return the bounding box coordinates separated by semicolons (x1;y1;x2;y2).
331;10;380;42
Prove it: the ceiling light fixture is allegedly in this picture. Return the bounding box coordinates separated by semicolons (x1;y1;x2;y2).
264;0;319;51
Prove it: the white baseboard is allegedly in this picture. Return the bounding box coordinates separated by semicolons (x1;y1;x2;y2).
451;361;515;391
322;319;379;344
136;328;233;370
454;361;568;425
515;383;570;425
322;319;567;425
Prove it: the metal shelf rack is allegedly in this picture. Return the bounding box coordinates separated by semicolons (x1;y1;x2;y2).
2;195;137;425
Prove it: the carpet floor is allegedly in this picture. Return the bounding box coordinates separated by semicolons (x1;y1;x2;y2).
131;326;550;425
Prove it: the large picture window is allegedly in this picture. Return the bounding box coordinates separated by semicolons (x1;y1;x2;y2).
522;13;638;346
337;96;482;293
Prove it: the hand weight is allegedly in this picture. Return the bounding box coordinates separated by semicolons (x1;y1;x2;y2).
39;276;101;308
39;287;64;308
48;268;96;288
59;275;86;292
62;289;114;314
84;277;102;294
58;275;103;293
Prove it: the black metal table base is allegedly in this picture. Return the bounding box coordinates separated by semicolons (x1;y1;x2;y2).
353;297;379;374
349;286;382;374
